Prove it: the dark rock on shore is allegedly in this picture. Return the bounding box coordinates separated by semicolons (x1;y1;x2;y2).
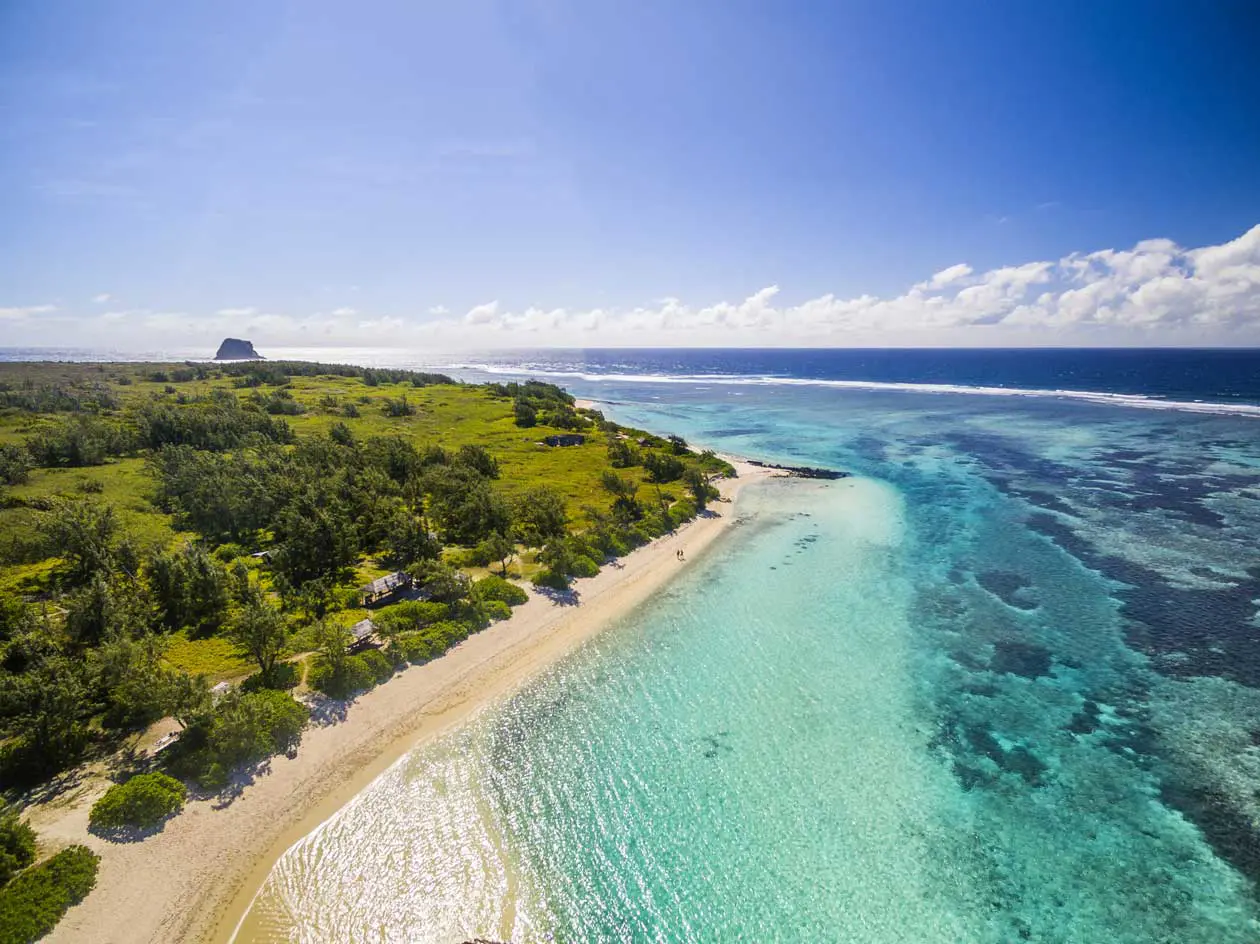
214;338;264;360
746;460;848;480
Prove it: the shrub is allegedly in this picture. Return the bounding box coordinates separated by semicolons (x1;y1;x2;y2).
0;810;36;886
669;499;697;528
89;772;187;833
532;568;571;591
373;600;449;637
168;690;307;789
309;654;376;699
0;845;99;944
569;555;600;579
471;575;528;607
0;444;33;486
483;600;512;622
387;631;438;664
240;661;299;693
359;649;394;684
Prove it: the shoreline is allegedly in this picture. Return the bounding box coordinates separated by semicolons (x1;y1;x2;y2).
35;458;777;944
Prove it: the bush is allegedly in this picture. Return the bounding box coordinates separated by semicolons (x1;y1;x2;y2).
483;600;512;622
569;555;600;579
387;631;438;664
89;772;187;833
359;649;394;684
0;845;99;944
373;600;449;637
471;575;528;607
309;654;376;699
168;690;307;789
0;444;33;486
532;568;571;591
0;811;36;886
669;499;697;528
240;661;299;693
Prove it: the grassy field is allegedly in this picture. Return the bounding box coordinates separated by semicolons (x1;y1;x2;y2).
0;360;654;590
0;360;722;691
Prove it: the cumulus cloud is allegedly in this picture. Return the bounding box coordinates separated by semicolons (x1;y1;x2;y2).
92;293;112;303
430;224;1260;345
928;263;973;288
4;225;1260;348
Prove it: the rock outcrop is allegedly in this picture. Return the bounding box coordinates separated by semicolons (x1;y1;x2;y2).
214;338;264;360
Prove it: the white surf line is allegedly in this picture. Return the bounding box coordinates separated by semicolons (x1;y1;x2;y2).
441;363;1260;418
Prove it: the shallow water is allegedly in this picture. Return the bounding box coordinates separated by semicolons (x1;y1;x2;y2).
242;379;1260;943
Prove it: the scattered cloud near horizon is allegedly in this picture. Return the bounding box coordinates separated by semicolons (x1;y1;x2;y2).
4;225;1260;350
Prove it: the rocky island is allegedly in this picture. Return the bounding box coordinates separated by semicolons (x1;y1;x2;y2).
214;337;264;360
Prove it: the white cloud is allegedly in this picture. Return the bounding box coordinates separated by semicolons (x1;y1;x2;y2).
92;293;112;303
0;304;57;320
928;263;973;288
464;301;500;325
5;225;1260;348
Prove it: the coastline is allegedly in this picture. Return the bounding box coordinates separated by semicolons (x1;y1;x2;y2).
34;458;777;944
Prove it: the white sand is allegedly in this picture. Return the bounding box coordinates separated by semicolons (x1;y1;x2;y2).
32;460;774;944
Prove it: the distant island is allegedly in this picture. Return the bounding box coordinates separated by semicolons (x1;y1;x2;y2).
214;338;264;360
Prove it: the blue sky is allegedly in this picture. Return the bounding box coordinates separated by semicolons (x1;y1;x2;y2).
2;1;1259;348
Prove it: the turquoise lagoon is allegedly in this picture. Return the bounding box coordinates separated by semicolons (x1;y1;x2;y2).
242;379;1260;943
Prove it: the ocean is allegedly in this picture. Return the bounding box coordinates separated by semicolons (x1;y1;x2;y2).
11;347;1260;941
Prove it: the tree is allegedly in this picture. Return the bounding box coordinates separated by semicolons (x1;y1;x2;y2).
512;486;567;546
422;466;511;545
328;421;355;446
513;399;536;428
407;560;472;604
0;806;37;886
684;467;713;512
157;670;211;729
642;451;685;483
92;635;173;729
455;444;499;478
476;532;515;577
227;596;289;685
0;655;90;778
148;544;230;635
600;471;643;524
607;438;636;468
271;492;359;586
0;443;33;486
48;500;117;586
384;507;441;568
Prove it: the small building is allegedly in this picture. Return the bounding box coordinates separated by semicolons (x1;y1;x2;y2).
361;571;412;607
543;433;586;447
349;618;377;652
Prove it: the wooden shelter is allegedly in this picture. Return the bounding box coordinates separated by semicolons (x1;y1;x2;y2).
361;571;412;607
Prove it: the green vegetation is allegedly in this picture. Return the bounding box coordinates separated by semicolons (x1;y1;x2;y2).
472;575;529;607
166;689;308;790
88;772;187;833
0;845;98;944
0;359;735;926
0;810;36;887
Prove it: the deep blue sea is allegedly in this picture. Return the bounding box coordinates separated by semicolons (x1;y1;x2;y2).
12;347;1260;941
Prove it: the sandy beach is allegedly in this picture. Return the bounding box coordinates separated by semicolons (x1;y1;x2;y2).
31;458;774;944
